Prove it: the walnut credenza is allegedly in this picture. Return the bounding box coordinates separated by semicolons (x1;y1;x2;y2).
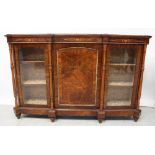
5;34;151;123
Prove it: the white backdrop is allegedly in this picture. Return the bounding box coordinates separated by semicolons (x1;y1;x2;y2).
0;1;155;155
0;0;155;107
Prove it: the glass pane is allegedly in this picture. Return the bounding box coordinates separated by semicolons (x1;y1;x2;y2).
109;48;136;64
106;47;136;107
20;62;46;82
108;65;135;83
19;46;47;106
107;86;133;106
19;47;45;61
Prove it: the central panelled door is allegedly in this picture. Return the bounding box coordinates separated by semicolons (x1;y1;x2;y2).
54;43;102;109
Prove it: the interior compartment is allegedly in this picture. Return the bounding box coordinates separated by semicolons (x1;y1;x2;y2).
19;47;45;61
107;86;132;106
108;65;135;83
20;62;46;82
109;48;136;64
22;85;47;105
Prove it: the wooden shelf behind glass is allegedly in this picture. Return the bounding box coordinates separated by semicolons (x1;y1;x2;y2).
108;82;133;87
107;100;131;106
21;61;45;64
109;63;135;66
25;99;47;105
22;80;46;85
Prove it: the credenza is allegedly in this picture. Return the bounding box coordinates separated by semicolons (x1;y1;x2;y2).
5;34;151;123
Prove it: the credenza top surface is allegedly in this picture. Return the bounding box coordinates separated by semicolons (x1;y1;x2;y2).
5;34;151;44
5;34;151;38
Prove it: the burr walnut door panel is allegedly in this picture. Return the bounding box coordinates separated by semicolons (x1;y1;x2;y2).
104;44;143;108
14;44;51;107
54;44;102;109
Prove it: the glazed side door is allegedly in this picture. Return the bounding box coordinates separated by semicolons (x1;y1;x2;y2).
53;43;103;109
14;43;51;108
104;44;143;109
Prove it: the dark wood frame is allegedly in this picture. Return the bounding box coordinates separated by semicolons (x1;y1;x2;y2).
5;34;151;123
